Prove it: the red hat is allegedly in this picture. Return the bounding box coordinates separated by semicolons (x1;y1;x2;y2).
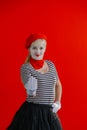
25;33;47;49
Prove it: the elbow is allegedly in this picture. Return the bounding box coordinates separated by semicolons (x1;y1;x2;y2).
56;79;62;88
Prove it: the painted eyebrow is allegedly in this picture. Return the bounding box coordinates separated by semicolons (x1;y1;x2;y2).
32;46;37;48
32;46;44;48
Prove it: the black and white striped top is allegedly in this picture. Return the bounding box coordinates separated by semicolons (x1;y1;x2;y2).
20;60;59;105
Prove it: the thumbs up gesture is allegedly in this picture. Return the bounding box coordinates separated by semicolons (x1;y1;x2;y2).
24;76;38;97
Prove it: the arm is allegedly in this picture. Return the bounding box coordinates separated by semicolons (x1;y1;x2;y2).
20;64;31;86
50;61;62;112
55;78;62;102
20;64;38;96
52;61;62;102
52;79;62;113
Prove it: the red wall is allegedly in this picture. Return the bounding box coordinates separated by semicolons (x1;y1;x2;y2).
0;0;87;129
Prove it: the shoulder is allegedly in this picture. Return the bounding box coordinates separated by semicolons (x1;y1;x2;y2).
46;60;58;74
20;63;30;71
20;63;27;69
46;59;56;67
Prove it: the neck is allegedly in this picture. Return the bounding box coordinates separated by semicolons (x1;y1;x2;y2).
29;57;44;69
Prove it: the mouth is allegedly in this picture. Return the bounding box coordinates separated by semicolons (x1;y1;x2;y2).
35;54;40;57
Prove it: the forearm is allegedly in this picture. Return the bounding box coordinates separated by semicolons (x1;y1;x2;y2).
55;80;62;102
52;80;62;113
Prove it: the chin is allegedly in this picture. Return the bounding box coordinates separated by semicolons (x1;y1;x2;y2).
33;56;43;60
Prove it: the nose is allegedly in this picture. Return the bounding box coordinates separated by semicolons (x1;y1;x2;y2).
36;48;40;54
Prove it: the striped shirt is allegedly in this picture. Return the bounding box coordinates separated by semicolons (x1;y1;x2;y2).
20;60;59;105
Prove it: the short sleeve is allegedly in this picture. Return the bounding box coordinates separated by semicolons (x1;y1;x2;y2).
20;64;31;85
55;67;59;81
50;61;59;81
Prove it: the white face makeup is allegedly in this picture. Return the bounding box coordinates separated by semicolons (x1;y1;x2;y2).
29;39;47;60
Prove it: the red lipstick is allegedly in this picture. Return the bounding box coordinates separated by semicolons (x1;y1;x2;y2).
35;54;40;56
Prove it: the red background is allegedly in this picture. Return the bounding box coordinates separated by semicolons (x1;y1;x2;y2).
0;0;87;129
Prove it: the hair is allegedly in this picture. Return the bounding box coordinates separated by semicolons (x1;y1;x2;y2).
25;54;31;63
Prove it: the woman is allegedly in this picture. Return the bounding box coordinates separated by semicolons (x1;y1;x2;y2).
7;33;63;130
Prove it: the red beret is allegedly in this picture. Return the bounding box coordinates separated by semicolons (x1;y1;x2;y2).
25;33;47;49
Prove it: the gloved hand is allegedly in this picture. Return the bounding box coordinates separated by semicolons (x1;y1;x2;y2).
52;101;61;113
24;76;38;96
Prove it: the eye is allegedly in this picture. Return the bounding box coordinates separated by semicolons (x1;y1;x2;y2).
40;47;43;50
32;46;37;49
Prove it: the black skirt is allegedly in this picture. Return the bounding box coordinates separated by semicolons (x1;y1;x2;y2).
7;101;62;130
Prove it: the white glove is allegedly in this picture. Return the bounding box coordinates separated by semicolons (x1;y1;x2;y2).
52;101;61;113
24;76;38;96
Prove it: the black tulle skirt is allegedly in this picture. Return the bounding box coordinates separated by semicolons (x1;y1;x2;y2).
7;101;62;130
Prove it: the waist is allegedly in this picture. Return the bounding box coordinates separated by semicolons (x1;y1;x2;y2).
26;101;53;108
